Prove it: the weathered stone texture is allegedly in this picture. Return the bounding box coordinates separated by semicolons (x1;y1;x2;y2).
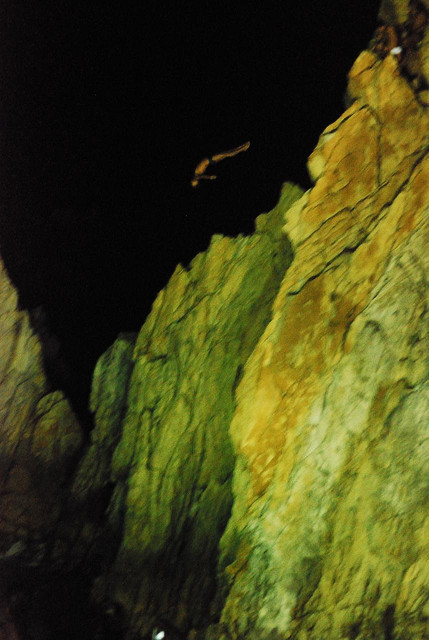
1;5;428;640
0;255;83;553
217;49;429;640
72;332;136;497
93;184;302;636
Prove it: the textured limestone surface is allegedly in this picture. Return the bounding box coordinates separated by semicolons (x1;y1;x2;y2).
216;49;429;640
67;332;137;567
0;254;83;558
93;184;302;637
72;332;136;498
0;3;428;639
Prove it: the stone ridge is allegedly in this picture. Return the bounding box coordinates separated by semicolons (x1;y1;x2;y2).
88;183;303;636
216;46;429;640
0;254;83;560
1;3;428;638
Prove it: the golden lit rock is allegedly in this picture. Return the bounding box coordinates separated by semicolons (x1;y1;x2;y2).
217;37;429;640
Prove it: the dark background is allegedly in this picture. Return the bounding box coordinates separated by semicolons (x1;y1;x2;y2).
0;1;380;426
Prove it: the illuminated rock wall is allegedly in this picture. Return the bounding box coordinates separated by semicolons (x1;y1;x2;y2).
217;49;429;640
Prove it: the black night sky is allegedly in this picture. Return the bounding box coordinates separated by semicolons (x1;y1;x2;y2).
0;1;380;425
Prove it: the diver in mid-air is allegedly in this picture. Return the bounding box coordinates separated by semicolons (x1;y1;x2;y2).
191;140;250;187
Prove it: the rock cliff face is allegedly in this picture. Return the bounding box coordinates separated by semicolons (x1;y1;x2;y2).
216;47;429;640
81;184;301;636
0;255;86;638
0;1;428;639
0;255;83;553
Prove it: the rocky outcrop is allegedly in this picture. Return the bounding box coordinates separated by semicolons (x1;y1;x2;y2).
88;184;302;637
216;46;429;640
0;2;428;640
0;254;86;638
0;255;83;556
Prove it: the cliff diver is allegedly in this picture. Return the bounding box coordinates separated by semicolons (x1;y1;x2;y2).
191;140;250;187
